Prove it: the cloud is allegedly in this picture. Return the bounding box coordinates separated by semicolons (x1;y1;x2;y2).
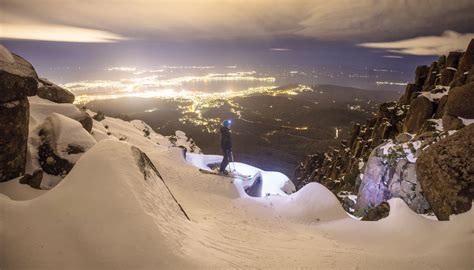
269;48;292;51
1;0;473;43
0;22;127;43
382;55;404;59
359;31;474;56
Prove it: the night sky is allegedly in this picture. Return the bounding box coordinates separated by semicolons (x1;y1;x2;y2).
1;0;474;83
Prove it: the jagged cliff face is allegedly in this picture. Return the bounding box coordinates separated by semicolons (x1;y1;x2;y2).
294;39;474;219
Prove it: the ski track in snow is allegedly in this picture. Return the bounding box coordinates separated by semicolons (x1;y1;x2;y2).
0;96;472;269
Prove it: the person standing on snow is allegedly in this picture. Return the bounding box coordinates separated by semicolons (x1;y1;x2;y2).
219;120;233;175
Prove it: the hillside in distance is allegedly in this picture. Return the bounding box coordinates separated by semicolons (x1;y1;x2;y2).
86;84;400;176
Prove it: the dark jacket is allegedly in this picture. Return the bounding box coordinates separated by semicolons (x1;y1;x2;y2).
220;126;232;150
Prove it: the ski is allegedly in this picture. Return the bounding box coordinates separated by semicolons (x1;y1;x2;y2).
199;168;252;180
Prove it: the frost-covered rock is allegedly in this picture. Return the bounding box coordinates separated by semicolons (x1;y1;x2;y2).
0;46;38;182
416;124;474;220
37;78;75;104
0;44;14;64
167;130;202;154
37;113;96;179
355;140;429;215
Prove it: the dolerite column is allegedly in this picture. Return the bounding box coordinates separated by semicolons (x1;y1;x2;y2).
0;46;38;182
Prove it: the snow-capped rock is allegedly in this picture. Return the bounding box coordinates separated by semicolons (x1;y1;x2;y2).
417;124;474;220
37;77;75;104
0;45;38;182
31;113;97;186
0;44;14;64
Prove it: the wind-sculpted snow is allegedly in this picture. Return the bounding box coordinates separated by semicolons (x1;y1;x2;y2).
1;96;472;269
0;140;193;268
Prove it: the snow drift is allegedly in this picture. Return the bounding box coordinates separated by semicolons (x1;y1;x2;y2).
1;96;473;269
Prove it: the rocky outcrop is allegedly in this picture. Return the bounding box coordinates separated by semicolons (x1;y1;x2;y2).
423;62;438;91
399;84;419;105
0;45;38;182
403;96;434;134
451;39;474;87
361;201;390;221
439;52;462;86
293;39;474;217
37;78;75;103
167;130;202;154
355;142;429;215
414;66;429;87
444;82;474;119
416;124;474;220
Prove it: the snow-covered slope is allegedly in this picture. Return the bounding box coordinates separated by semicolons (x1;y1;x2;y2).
1;96;472;269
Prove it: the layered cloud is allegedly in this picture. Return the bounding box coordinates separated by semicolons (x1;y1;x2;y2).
359;31;474;56
1;0;473;48
0;23;126;43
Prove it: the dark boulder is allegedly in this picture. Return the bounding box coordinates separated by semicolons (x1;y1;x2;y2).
0;47;38;182
422;62;438;91
415;65;429;87
416;124;474;220
442;114;465;131
434;95;448;119
395;133;412;143
399;84;419;105
0;97;30;181
361;201;390;221
37;78;75;103
19;169;44;189
468;65;474;83
93;111;106;121
73;112;93;133
446;51;463;68
437;55;446;70
403;96;434;134
439;52;463;86
38;142;74;176
0;52;38;103
444;82;474;119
